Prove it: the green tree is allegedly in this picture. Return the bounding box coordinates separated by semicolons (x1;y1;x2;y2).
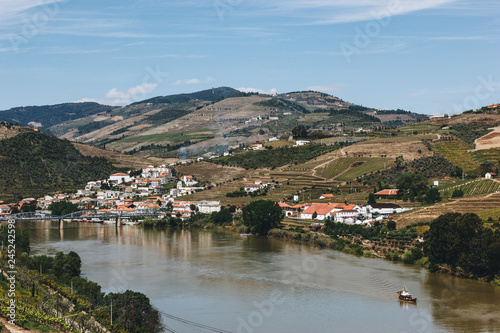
386;220;396;231
48;201;80;216
367;192;376;205
451;189;464;198
425;187;441;204
211;206;233;225
53;251;81;281
105;290;165;333
291;125;308;138
424;213;482;269
396;173;428;198
242;200;283;234
0;226;30;254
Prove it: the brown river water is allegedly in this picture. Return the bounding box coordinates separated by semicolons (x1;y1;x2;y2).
19;221;500;333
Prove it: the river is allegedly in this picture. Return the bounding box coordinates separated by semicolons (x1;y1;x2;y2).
19;221;500;333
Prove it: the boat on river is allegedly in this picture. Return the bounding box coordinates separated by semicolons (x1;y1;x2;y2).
397;285;417;302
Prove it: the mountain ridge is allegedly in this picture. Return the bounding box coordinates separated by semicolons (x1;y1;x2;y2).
0;87;428;158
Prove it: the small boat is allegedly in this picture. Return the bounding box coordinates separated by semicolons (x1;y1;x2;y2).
397;285;417;303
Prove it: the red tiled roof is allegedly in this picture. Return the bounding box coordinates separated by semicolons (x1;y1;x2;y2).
374;189;398;196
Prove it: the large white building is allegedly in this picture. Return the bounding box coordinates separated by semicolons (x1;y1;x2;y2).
109;173;133;184
197;201;222;214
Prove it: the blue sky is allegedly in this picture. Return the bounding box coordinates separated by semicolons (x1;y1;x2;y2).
0;0;499;115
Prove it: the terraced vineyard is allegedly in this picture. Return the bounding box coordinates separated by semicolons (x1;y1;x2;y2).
476;208;500;222
431;140;479;172
393;192;500;227
317;157;364;179
441;179;500;198
471;147;500;164
336;158;394;181
317;157;394;180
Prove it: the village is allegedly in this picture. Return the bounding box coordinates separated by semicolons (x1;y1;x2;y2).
0;163;414;225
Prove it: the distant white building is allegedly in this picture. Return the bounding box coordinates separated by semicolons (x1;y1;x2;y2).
197;201;222;214
109;173;133;184
183;175;198;187
485;172;497;179
295;140;310;146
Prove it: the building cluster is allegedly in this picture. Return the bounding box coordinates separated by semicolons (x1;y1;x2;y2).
279;197;411;225
244;180;276;193
1;164;221;218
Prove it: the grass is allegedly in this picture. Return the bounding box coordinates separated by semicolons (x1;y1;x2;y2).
471;147;500;164
289;158;331;170
336;158;394;181
397;123;441;133
265;140;295;148
431;140;479;172
476;208;500;222
441;179;500;198
318;157;363;179
119;129;215;144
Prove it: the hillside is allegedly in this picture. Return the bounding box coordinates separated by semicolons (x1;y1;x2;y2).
0;102;113;130
134;86;240;104
0;87;428;159
0;128;117;201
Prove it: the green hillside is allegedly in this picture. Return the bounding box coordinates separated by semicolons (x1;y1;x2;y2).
0;102;113;130
134;86;239;105
0;130;117;201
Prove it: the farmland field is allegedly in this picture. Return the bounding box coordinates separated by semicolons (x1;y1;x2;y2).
119;129;215;144
317;157;365;179
441;179;500;198
336;158;394;181
431;140;479;172
471;147;500;164
476;208;500;222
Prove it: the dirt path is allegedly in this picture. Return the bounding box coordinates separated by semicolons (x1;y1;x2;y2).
0;316;45;333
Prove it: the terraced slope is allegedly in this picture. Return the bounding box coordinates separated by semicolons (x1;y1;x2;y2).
393;192;500;227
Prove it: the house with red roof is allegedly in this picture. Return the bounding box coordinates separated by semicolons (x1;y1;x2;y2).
109;172;133;184
374;189;399;197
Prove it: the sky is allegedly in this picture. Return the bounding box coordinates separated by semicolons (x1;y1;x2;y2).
0;0;499;115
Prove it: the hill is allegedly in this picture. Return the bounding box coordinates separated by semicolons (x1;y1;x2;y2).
0;127;117;201
0;87;428;159
133;86;240;104
0;102;113;131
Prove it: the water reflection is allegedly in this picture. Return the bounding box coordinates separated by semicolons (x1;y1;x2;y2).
424;273;500;333
17;221;500;333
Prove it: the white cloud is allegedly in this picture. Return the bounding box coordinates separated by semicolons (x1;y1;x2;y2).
237;87;278;95
240;0;461;25
105;82;158;105
306;84;347;93
73;97;101;103
0;0;63;25
174;77;215;85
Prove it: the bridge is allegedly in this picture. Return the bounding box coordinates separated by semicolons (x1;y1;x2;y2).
0;209;163;227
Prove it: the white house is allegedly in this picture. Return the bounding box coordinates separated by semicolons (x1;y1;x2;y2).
363;203;410;216
333;209;360;222
485;172;497;179
197;201;222;214
295;140;310;146
244;184;260;193
250;143;263;150
300;203;338;220
109;173;133;185
183;175;198;187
